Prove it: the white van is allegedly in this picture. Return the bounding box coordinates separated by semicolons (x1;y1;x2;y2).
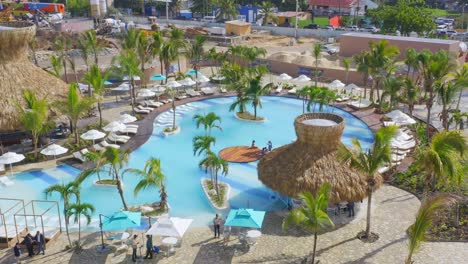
201;16;216;23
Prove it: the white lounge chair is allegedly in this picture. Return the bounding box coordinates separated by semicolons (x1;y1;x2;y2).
100;141;120;149
93;144;105;152
135;106;151;114
161;99;173;104
137;105;153;112
149;100;164;107
73;151;86;163
0;176;14;186
391;139;416;150
201;87;214;95
336;95;350;102
175;94;188;100
275;85;283;93
108;133;129;144
144;101;161;108
120;127;138;134
287;88;297;95
347;99;372;109
126;124;139;129
220;88;227;93
187;89;201;97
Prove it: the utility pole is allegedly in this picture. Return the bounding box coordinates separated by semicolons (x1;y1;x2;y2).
294;0;299;39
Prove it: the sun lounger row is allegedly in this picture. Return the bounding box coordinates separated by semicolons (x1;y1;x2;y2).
200;87;214;95
378;129;416;174
347;99;372;109
72;148;89;163
0;176;14;186
136;105;154;114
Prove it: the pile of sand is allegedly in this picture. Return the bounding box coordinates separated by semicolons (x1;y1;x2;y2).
268;52;300;63
268;51;347;70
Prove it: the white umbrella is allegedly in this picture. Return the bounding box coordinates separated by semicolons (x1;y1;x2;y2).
212;75;225;81
138;89;156;98
385;110;416;126
40;144;68;159
166;80;182;88
0;152;25;175
179;77;196;86
146;217;193;238
278;73;292;81
112;82;131;92
123;75;141;81
118;114;137;124
150;86;166;92
81;129;106;144
196;75;210;83
328;80;345;90
103;121;126;132
293;75;311;82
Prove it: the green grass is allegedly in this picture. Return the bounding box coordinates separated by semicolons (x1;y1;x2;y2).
291;17;330;28
205;180;227;207
236;111;265;121
96;179;118;185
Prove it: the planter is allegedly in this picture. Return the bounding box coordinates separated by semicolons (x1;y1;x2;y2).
201;178;230;211
162;126;181;136
234;112;266;123
93;179;120;187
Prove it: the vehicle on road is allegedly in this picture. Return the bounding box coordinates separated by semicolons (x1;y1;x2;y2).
346;25;359;31
360;26;380;33
304;23;319;29
321;45;339;55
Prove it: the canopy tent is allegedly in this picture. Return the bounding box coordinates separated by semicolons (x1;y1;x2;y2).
146;217;193;237
40;144;68;159
81;129;106;144
278;73;292;81
166;80;182;88
118;114;137;124
103;121;126;132
179;77;196;86
150;74;166;81
293;74;311;82
328;80;345;90
0;152;25;175
225;208;266;229
385;110;416;126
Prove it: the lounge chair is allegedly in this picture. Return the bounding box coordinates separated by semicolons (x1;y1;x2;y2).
135;106;151;114
73;151;86;163
275;85;283;93
336;95;350;102
93;144;105;152
287;88;297;95
126;124;139;129
100;141;120;149
187;89;201;97
0;176;14;186
145;101;163;108
161;99;173;104
391;138;416;150
120;127;138;134
137;105;153;112
347;99;372;109
200;87;214;95
220;88;227;93
108;133;129;144
175;94;188;100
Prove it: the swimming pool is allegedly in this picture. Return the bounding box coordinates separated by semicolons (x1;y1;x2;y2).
1;96;374;229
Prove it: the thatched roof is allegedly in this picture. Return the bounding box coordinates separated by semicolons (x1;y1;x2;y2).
0;22;68;132
258;113;381;203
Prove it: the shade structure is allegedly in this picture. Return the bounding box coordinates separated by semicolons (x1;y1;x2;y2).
150;74;166;81
385;110;416;126
138;89;156;97
212;75;225;81
185;69;202;76
103;121;126;132
293;74;311;82
146;217;193;237
118;114;137;124
196;75;210;83
40;144;68;159
278;73;292;81
101;211;142;231
123;75;141;81
150;85;166;92
258;113;381;203
112;82;131;92
328;80;345;90
179;77;196;86
0;152;25;165
225;208;265;229
166;80;182;88
0;22;68;132
104;81;113;85
81;129;106;144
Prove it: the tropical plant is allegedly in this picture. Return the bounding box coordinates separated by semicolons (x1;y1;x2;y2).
193;135;216;157
53;34;72;82
282;184;335;264
258;2;278;26
401;78;419;116
44;182;80;247
312;43;322;87
151;31;165;75
213;0;239;21
125;157;168;211
198;151;229;200
83;64;109;127
381;77;402;110
28;38;38;66
77;147;131;210
120;27;141;51
136;32;153;87
186;35;206;90
112;50;143;114
168;27;187;72
67;202;95;247
406;194;453;264
193;112;222;135
414;130;467;199
160;42;178;80
337;126;398;240
436;81;459;130
404;47;419;80
445;62;468;113
54;84;94;144
76;33;91;72
245;76;273;119
83;30;104;65
50;55;63;78
164;87;178;131
17;91;54;159
243;46;267;66
353;50;372;98
343;58;351;85
448;111;468;130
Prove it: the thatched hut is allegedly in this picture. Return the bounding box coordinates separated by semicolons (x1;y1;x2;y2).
0;22;68;132
258;113;380;203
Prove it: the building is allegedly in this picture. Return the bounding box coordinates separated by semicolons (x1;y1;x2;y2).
309;0;377;16
276;11;310;26
225;20;251;36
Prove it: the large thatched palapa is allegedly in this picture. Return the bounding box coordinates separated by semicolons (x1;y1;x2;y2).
258;113;380;203
0;22;68;132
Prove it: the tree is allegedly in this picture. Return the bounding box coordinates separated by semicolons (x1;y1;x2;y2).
282;184;334;264
77;148;131;210
186;35;206;90
368;40;399;102
213;0;239;21
121;28;141;52
381;77;402;110
193;112;222;135
50;55;63;78
401;78;419;117
113;50;143;114
445;63;468;113
436;81;459;130
160;42;177;80
76;33;91;72
449;111;468;130
168;27;187;72
44;182;80;248
404;48;419;80
193;135;216;157
17;91;54;159
198;151;229;200
353;51;372;98
53;34;71;83
164;87;178;130
54;84;94;144
83;30;104;65
258;2;278;26
312;43;322;87
126;157;168;211
151;31;165;75
67;203;95;247
29;38;38;66
337;126;398;240
245;76;273;119
190;0;212;15
169;0;183;16
343;58;351;85
243;47;267;66
406;194;453;264
415;130;466;199
136;32;153;88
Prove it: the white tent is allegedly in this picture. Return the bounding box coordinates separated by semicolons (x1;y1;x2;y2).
328;80;345;90
40;144;68;159
146;217;193;237
278;73;292;81
293;75;311;82
385;110;416;126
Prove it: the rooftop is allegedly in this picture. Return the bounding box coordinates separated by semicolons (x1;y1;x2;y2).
275;11;308;18
309;0;358;8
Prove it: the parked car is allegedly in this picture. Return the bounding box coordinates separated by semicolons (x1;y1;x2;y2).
346;25;359;31
324;25;335;30
445;30;458;37
304;23;320;29
321;45;339;55
436;24;448;32
360;26;380;33
201;16;216;22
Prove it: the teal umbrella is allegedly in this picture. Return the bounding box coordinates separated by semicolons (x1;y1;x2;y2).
150;74;166;81
225;208;265;229
104;81;112;85
185;69;202;76
98;211;142;251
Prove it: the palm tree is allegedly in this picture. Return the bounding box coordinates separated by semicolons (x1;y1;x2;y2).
44;182;80;247
283;184;334;264
401;78;419;116
198;151;229;200
83;64;109;127
160;42;177;80
343;58;351;85
83;30;104;65
445;62;468;112
29;38;38;66
121;28;142;51
406;194;453;264
404;47;419;80
312;43;322;87
164;87;178;131
337;126;398;240
381;77;402;110
245;76;273;119
67;203;95;247
186;35;206;90
243;47;267;66
368;40;399;102
126;158;168;211
50;55;63;78
113;50;143;113
415;130;467;199
53;34;71;83
449;111;468;130
353;50;371;98
193;112;222;135
205;47;218;76
17;91;54;159
213;0;239;21
193;135;216;157
151;31;165;75
136;32;154;87
77;147;131;210
76;33;91;72
54;84;94;144
436;81;459;130
258;2;278;26
168;27;187;72
169;0;183;16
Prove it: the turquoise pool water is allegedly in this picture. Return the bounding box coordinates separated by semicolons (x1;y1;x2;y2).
0;96;373;229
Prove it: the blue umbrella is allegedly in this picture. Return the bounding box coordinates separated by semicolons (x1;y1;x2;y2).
185;69;202;76
98;211;141;251
104;81;113;85
150;74;166;81
225;208;265;229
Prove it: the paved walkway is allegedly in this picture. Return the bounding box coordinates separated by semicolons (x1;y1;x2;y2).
1;185;466;264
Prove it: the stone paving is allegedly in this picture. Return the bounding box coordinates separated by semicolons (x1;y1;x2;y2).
1;185;466;264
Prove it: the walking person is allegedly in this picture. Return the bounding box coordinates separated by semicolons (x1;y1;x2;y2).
213;214;222;238
267;140;273;151
13;242;21;263
34;231;45;255
24;233;33;257
144;234;153;259
131;234;139;262
251;140;256;148
347;201;355;217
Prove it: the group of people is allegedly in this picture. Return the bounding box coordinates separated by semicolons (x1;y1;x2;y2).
13;231;45;262
130;234;160;262
251;140;273;155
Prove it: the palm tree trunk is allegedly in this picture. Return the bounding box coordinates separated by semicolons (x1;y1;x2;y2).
160;58;164;75
33;134;38;159
405;251;413;264
78;216;81;246
74;121;79;144
426;96;433;142
63;203;72;247
365;185;373;238
311;232;318;264
315;60;319;87
215;172;220;201
442;104;448;130
172;102;176;130
254;105;257;119
116;176;128;210
63;60;69;83
98;101;103;128
455;89;463;111
195;69;199;91
130;79;136;114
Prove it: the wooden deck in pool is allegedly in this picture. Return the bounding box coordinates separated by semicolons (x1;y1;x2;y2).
219;146;261;163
